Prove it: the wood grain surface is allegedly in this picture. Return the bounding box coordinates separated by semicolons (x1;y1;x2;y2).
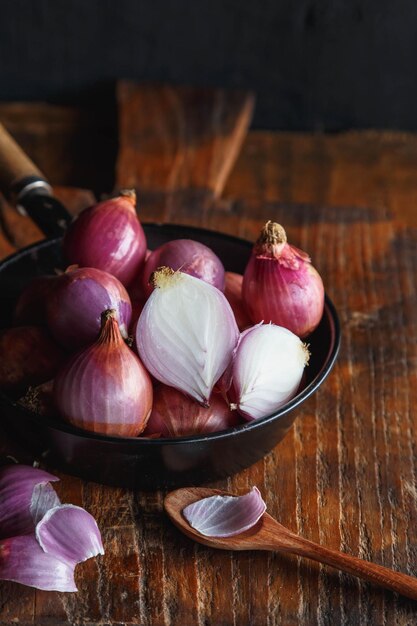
0;93;417;625
116;82;255;200
0;102;117;193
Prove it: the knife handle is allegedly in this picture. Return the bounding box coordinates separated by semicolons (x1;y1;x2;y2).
0;123;51;201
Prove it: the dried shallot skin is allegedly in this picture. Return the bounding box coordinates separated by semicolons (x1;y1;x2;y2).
13;275;59;326
243;222;324;338
0;326;65;395
63;190;147;287
54;311;152;437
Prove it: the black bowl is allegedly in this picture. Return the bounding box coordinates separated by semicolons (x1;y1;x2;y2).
0;224;340;489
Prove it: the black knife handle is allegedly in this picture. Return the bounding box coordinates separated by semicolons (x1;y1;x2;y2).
18;191;73;238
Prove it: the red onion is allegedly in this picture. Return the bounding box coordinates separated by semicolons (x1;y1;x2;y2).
136;268;239;406
183;487;266;537
63;190;147;286
230;324;309;421
141;239;225;296
14;275;59;326
46;266;132;351
54;309;153;437
0;326;66;395
242;222;325;338
143;385;240;437
224;271;251;330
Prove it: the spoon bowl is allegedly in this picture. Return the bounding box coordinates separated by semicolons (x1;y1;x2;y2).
165;487;417;601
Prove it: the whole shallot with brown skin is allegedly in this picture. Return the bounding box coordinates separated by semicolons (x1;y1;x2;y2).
242;222;325;338
13;275;59;326
54;309;153;437
0;326;66;395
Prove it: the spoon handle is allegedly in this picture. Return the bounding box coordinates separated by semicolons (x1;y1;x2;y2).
277;533;417;601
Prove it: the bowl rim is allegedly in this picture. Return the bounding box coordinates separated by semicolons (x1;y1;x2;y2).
0;223;341;447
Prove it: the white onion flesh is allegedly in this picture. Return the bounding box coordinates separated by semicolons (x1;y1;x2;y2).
232;324;309;420
136;270;239;405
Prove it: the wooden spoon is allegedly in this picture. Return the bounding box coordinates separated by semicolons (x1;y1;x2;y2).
164;487;417;601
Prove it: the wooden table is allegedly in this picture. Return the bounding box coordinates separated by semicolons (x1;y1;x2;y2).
0;85;416;625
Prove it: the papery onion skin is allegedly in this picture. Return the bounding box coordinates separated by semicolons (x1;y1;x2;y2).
14;275;58;326
136;268;239;406
0;535;77;592
54;310;153;437
183;487;266;537
224;272;251;331
19;380;55;417
46;266;132;352
143;385;240;438
142;239;225;296
243;222;324;338
63;190;147;286
0;326;66;395
231;324;309;421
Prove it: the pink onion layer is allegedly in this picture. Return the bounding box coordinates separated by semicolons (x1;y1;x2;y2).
63;191;147;286
183;487;266;537
0;465;59;539
243;222;324;338
142;239;225;296
46;266;132;351
0;464;105;593
0;535;77;592
36;504;104;565
143;385;240;437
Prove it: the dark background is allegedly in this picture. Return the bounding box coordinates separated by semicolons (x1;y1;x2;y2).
0;0;415;131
